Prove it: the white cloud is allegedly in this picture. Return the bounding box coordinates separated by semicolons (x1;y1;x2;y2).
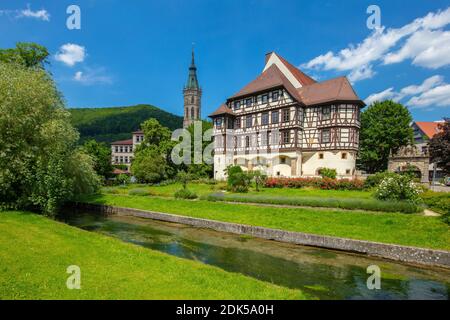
348;65;376;83
302;7;450;82
364;75;450;109
73;68;113;85
407;84;450;108
18;5;50;21
55;44;86;67
364;88;398;106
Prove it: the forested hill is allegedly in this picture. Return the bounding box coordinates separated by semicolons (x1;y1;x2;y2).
69;104;183;143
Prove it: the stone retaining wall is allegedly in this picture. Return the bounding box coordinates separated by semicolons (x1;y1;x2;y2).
72;203;450;269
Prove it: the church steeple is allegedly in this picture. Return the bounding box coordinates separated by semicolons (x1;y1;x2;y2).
183;47;202;128
185;48;199;89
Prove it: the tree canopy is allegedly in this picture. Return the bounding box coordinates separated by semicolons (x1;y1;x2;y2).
429;119;450;175
0;42;49;69
82;140;114;179
358;100;413;173
0;59;99;215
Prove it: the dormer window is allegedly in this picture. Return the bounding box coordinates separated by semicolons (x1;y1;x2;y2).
245;98;252;107
272;91;279;101
234;101;241;110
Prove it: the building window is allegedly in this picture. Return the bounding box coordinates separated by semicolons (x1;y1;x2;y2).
234;117;241;129
346;169;351;175
321;129;331;144
261;112;269;125
282;131;290;144
322;106;331;120
342;152;347;159
297;108;304;124
191;96;195;104
245;136;250;148
119;156;123;163
125;156;128;163
282;109;290;122
246;115;252;128
261;131;269;146
318;153;324;159
271;131;279;144
120;146;123;153
280;157;286;164
215;118;222;128
272;91;279;101
130;146;133;152
234;101;241;110
246;98;252;107
115;146;118;153
271;111;279;124
115;156;119;163
262;94;268;104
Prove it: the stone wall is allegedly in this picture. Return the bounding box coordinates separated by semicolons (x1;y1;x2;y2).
73;203;450;269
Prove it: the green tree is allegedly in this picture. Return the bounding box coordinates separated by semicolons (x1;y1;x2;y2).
132;118;176;182
131;148;168;183
429;119;450;175
0;61;99;216
0;42;49;69
358;101;413;173
82;139;113;179
186;121;213;178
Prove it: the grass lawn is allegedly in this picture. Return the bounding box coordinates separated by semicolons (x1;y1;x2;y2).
81;194;450;251
0;211;307;300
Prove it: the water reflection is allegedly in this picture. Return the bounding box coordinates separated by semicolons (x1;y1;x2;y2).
58;212;450;300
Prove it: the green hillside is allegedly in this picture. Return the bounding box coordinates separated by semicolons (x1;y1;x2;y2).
69;104;183;143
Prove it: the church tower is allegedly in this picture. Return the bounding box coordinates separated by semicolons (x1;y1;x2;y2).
183;48;202;128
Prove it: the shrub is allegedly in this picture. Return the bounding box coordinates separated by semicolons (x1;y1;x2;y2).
128;188;149;196
102;187;119;194
264;177;365;190
319;168;337;179
364;171;397;189
374;174;423;204
420;191;450;216
116;174;131;185
174;188;198;199
225;165;252;193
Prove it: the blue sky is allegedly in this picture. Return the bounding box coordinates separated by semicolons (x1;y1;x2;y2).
1;0;449;121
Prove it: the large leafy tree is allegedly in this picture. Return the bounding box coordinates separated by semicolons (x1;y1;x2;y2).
131;118;175;183
0;59;99;215
82;139;114;179
358;100;413;173
0;42;49;69
429;119;450;175
185;120;213;178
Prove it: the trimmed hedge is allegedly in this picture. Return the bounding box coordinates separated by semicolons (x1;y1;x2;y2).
264;177;365;190
204;193;422;214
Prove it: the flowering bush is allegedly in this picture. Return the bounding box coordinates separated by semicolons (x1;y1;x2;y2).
264;177;365;190
374;174;423;204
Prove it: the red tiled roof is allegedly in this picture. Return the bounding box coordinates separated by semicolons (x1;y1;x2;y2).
230;64;303;101
415;122;443;139
276;54;316;86
113;168;130;175
111;139;133;145
209;103;234;117
297;76;364;106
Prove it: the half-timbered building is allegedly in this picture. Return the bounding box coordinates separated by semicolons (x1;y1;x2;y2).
209;52;365;180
